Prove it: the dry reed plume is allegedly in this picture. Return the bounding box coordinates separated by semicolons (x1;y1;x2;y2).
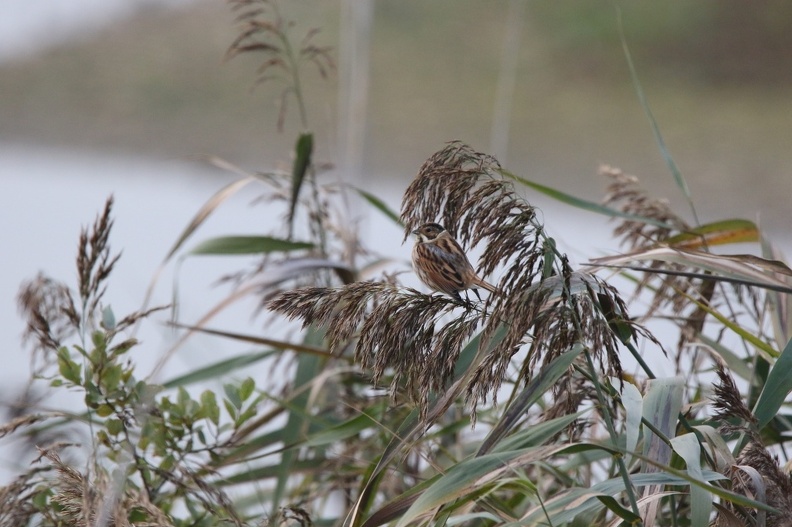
271;142;637;421
711;366;792;526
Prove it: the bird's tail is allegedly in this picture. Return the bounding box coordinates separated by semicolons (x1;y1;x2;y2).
474;277;499;295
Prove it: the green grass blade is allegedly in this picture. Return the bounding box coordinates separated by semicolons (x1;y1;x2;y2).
301;412;379;448
394;447;556;527
696;333;754;381
162;349;276;388
221;457;328;486
520;470;725;525
500;168;674;230
671;433;711;526
490;411;586;453
478;344;584;455
616;7;699;224
622;381;643;466
272;325;326;515
642;378;684;467
187;235;313;255
352;187;403;226
753;336;792;429
288;132;313;236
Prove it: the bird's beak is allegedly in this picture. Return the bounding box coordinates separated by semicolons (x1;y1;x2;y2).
411;229;419;235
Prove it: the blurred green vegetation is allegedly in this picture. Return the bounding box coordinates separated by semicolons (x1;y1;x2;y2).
1;1;791;232
530;1;792;83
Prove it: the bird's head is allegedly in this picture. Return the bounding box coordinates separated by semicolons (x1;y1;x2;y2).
412;222;446;243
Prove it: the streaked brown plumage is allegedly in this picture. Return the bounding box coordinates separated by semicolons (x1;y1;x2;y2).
411;223;497;301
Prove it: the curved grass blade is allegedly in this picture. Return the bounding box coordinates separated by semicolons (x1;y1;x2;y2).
220;457;328;486
733;465;767;526
352;186;403;227
353;327;508;527
694;424;736;472
671;433;711;526
695;333;754;381
489;411;586;454
361;471;441;527
140;172;257;316
163;349;276;388
500;168;674;230
762;238;792;349
187;235;313;256
753;336;792;430
681;292;780;360
520;470;724;525
165;167;258;262
477;344;584;456
395;446;565;527
151;258;353;378
167;323;334;359
272;325;325;516
288;132;313;237
617;7;699;225
589;247;792;295
373;440;770;527
629;448;775;514
301;412;380;449
666;219;759;249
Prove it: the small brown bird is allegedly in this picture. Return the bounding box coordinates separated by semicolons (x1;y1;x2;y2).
411;222;497;301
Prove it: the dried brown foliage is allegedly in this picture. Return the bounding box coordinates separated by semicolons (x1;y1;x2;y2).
729;442;792;527
39;448;175;527
17;197;161;362
76;197;121;312
601;164;689;250
711;365;759;440
0;448;176;527
600;164;744;370
600;164;700;314
271;142;634;421
17;274;78;371
0;469;42;526
227;0;335;130
711;366;792;526
16;197;117;378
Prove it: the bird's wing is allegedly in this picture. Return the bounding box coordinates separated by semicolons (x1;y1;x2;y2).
416;240;469;293
435;234;498;294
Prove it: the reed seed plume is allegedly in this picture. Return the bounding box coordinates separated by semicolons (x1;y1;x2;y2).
0;469;42;526
600;164;710;324
601;164;688;250
33;448;177;527
710;366;792;526
77;196;120;313
17;196;153;372
271;142;636;422
711;364;758;440
227;0;335;130
17;273;78;369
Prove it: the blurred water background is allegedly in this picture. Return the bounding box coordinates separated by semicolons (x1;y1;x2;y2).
2;0;792;478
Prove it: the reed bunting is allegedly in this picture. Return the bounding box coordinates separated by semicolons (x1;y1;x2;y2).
411;222;498;301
